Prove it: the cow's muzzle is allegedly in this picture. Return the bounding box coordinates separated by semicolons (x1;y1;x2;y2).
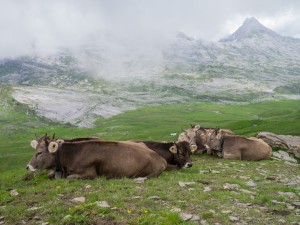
184;162;193;168
26;165;36;172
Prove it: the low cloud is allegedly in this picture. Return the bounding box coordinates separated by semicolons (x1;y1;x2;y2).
0;0;299;59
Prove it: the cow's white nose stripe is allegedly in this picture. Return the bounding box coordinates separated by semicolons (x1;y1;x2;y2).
27;164;36;171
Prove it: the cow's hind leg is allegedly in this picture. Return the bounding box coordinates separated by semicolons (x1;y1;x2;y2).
223;151;242;160
67;168;98;179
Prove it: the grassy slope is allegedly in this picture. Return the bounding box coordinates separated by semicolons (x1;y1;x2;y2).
0;85;300;224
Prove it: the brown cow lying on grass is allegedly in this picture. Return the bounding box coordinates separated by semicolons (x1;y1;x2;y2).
129;140;193;169
178;125;234;155
27;135;167;179
209;135;272;160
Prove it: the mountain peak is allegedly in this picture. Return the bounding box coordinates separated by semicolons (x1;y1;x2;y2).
220;17;280;42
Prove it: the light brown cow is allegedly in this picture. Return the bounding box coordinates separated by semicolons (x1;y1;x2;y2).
209;135;272;160
178;125;234;155
27;135;167;179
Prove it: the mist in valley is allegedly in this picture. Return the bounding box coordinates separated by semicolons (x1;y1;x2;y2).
1;0;300;127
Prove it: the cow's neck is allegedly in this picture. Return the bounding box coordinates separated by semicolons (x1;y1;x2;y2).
54;149;63;179
219;136;225;151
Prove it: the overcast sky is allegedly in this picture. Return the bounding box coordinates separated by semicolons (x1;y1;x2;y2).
0;0;300;58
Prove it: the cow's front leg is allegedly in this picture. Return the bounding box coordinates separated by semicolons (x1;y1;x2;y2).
66;174;84;179
166;164;179;170
206;145;212;155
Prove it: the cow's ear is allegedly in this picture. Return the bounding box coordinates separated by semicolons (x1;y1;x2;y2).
169;145;177;154
190;144;197;154
30;140;38;149
56;139;65;144
48;142;58;153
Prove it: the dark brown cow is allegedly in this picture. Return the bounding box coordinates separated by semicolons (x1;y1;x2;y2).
130;141;193;169
27;135;167;179
209;135;272;160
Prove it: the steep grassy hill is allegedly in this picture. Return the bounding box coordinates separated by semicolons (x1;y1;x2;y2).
0;86;300;224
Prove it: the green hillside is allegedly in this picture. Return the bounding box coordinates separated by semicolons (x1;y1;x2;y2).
1;85;300;224
1;85;300;171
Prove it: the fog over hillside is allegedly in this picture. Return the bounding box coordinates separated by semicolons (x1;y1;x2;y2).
1;1;300;127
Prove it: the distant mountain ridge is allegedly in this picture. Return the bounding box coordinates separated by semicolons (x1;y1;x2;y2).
1;17;300;127
220;17;280;42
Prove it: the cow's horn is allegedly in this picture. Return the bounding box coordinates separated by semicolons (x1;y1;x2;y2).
181;128;187;132
48;142;58;153
34;133;39;140
44;132;48;137
30;140;38;149
52;133;55;139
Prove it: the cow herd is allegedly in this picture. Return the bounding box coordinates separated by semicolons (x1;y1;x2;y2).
26;125;272;180
179;125;272;160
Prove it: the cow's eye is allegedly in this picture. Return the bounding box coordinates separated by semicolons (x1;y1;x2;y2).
36;152;42;156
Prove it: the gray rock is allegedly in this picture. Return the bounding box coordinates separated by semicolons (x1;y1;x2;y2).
246;180;257;187
271;200;285;205
95;201;110;208
221;210;232;214
178;181;196;187
170;207;181;212
223;183;240;190
203;186;212;192
278;192;297;199
148;196;160;200
10;189;19;197
278;150;290;157
240;189;257;195
132;196;142;199
229;216;239;222
180;212;193;221
134;177;147;183
26;206;44;211
273;152;298;163
191;215;200;221
71;197;86;203
292;202;300;208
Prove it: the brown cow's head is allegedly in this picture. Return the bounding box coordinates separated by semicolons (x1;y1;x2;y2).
27;134;60;171
178;126;201;154
209;137;222;151
178;126;209;154
170;141;193;168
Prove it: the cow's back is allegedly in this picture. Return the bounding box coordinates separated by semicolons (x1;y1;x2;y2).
242;137;272;160
60;141;167;179
223;136;272;160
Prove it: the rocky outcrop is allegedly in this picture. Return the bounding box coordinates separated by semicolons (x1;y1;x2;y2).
257;132;300;162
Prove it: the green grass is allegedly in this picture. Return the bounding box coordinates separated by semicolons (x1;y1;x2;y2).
0;85;300;224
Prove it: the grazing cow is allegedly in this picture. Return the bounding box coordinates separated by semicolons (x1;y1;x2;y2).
27;135;167;179
209;135;272;160
130;141;193;169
